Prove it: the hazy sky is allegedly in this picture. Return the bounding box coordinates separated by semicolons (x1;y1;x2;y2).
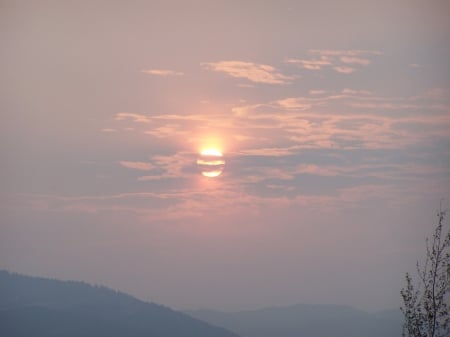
1;0;450;312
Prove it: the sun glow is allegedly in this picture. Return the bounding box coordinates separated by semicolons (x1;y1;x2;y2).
201;170;223;178
200;148;223;157
197;148;225;178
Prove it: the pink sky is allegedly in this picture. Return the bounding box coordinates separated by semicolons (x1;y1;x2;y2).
1;0;450;312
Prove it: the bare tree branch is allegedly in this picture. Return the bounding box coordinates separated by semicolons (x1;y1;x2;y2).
401;205;450;337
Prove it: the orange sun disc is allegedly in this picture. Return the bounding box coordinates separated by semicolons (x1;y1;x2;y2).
197;148;225;177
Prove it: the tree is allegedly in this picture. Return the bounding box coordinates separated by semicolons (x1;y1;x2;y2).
401;205;450;337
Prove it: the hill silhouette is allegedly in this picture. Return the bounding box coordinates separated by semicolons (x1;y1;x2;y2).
0;270;240;337
186;304;403;337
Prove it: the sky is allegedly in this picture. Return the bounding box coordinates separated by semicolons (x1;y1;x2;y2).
1;0;450;312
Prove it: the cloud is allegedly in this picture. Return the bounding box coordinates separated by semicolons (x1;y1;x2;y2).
102;86;450;210
296;164;339;176
237;83;256;88
115;112;150;123
333;66;355;74
276;98;313;110
145;125;187;139
119;161;154;171
341;88;372;95
108;87;449;159
424;87;449;99
286;56;331;70
238;146;299;157
340;56;371;65
309;90;327;95
142;69;184;76
101;128;116;132
309;49;382;56
349;102;418;109
202;61;293;84
138;152;196;181
287;49;380;74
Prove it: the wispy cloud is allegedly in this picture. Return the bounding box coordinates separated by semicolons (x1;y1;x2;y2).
101;84;450;215
423;87;449;99
309;90;328;95
202;61;293;84
276;97;313;110
348;102;419;109
287;49;380;74
119;161;154;171
308;49;382;56
138;152;196;181
141;69;184;76
237;83;256;88
334;66;355;74
340;56;371;65
286;56;331;70
341;88;372;95
109;87;450;158
115;112;150;123
145;125;187;139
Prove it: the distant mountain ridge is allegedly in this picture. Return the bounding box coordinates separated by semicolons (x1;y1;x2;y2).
186;303;403;337
0;270;241;337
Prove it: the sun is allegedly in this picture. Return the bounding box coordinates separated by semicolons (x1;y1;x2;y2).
201;170;223;178
197;148;225;177
200;148;223;157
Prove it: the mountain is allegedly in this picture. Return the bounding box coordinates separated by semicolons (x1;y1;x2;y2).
186;304;403;337
0;270;241;337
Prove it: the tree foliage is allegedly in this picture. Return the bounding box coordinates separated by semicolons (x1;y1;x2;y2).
401;206;450;337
